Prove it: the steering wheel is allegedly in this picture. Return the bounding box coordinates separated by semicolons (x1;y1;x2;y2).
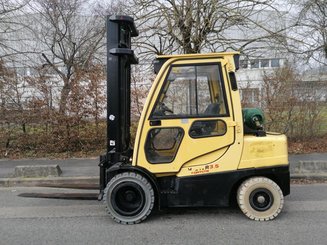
154;102;173;116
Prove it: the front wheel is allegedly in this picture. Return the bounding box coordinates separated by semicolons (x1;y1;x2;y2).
104;172;155;224
237;177;284;221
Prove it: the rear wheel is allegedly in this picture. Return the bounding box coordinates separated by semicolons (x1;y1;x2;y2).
237;177;284;221
104;172;154;224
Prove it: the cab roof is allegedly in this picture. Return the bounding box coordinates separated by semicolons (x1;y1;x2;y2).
153;52;240;74
156;52;240;60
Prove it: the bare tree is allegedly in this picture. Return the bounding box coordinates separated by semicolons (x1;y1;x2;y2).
0;0;30;58
0;60;31;156
261;64;325;139
29;0;106;115
126;0;289;59
261;65;298;134
287;0;327;66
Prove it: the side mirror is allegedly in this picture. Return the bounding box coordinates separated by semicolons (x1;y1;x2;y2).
229;72;238;91
233;54;240;71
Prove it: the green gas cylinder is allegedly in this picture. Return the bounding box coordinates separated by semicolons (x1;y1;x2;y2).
242;108;265;130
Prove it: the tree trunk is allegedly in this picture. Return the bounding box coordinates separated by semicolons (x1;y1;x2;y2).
59;80;70;115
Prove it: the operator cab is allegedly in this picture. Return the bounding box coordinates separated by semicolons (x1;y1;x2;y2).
146;62;229;164
133;53;240;175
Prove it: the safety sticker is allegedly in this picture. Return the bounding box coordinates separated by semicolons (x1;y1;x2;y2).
191;164;219;175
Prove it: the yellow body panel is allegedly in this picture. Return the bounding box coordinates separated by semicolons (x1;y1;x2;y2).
238;134;288;169
177;90;244;177
132;52;288;178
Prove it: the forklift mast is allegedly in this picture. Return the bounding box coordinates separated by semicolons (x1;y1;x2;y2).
99;16;139;196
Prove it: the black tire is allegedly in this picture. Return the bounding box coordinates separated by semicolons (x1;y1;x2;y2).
103;172;155;224
237;177;284;221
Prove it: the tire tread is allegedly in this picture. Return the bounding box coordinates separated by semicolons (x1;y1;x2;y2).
237;177;284;221
103;172;155;225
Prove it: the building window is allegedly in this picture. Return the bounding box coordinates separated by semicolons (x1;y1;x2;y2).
240;58;283;69
260;59;269;68
250;59;259;68
241;88;260;104
271;59;280;68
240;60;248;69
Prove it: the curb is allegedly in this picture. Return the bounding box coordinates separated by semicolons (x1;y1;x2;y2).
290;160;327;180
290;174;327;180
13;164;62;178
0;176;99;189
290;161;327;173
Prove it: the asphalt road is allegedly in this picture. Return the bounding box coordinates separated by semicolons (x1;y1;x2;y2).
0;184;327;245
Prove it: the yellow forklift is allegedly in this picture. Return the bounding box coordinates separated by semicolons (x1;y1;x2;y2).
98;15;290;224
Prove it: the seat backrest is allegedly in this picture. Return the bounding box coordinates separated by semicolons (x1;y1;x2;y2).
204;103;220;115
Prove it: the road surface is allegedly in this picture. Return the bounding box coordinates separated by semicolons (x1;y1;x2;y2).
0;184;326;245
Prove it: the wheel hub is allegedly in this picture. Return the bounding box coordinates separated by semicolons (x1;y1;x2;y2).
111;182;145;216
125;190;136;202
249;188;274;212
257;195;266;204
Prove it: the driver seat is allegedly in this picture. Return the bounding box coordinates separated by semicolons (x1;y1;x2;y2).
204;103;220;115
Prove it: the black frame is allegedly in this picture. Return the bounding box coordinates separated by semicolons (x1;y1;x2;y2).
157;165;290;208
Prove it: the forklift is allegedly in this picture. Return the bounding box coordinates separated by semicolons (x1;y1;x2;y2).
99;15;290;224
